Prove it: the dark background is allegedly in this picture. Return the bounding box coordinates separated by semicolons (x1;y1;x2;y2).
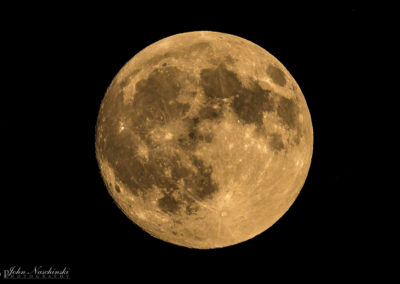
1;5;378;281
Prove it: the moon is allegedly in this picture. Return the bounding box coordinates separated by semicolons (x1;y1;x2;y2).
95;31;313;249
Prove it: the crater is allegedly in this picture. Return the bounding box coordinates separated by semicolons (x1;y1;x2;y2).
115;184;121;193
267;65;286;87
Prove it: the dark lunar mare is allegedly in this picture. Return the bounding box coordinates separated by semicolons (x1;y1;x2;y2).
199;63;301;148
97;65;222;215
97;61;302;216
267;65;287;87
200;63;276;134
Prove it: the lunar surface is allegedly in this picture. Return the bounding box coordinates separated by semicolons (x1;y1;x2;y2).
95;31;313;249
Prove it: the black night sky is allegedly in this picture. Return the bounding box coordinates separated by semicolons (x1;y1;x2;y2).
1;5;383;281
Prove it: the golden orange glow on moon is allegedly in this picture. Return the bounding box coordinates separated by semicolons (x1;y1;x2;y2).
95;31;313;249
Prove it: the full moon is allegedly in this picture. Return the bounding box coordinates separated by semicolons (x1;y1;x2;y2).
95;31;313;249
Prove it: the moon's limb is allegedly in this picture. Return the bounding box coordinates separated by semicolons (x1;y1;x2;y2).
95;31;313;249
